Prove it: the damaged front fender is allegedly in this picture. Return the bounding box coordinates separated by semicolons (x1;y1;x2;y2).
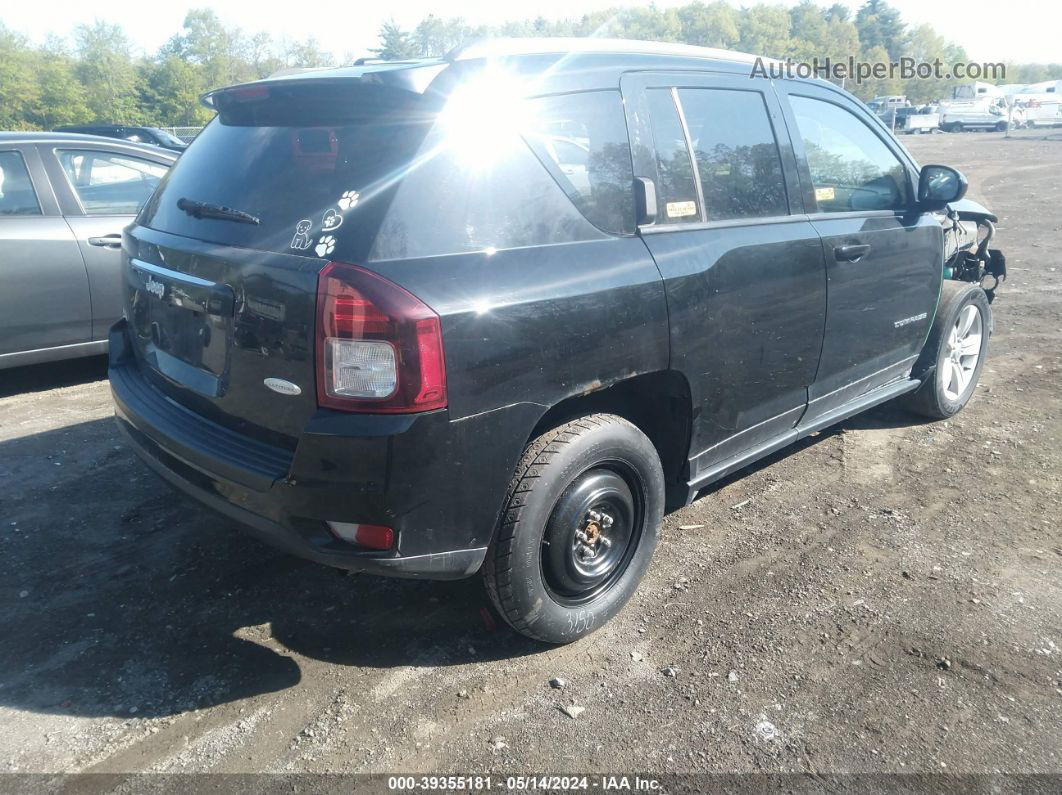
941;199;1006;302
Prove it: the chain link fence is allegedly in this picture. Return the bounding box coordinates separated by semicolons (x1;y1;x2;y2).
160;126;205;143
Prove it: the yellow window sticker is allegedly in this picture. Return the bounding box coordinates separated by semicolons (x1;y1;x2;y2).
666;200;697;218
815;186;836;202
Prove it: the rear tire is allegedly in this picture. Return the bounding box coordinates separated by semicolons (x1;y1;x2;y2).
483;414;664;644
901;282;991;419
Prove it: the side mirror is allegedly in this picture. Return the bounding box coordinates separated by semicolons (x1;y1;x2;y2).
918;164;968;210
634;177;657;226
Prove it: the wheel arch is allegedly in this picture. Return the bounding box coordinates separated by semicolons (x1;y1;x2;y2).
525;370;693;510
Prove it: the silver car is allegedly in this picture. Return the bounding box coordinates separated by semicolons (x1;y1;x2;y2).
0;132;176;369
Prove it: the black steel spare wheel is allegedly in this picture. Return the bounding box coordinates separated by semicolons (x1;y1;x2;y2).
483;413;665;644
542;467;640;604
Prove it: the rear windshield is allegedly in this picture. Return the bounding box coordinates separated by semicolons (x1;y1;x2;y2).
138;78;612;262
139;82;436;259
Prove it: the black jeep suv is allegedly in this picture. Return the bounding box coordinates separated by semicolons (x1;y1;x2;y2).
109;39;1004;643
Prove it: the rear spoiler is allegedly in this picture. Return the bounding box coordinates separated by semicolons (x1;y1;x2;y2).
200;61;449;111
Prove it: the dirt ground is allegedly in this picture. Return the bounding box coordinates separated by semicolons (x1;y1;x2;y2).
1;129;1060;784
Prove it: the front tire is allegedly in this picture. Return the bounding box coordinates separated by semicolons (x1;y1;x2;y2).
483;414;664;644
901;282;991;419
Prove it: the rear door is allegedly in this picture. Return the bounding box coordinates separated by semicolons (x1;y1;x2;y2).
621;71;827;478
0;146;91;357
39;144;172;340
776;82;942;419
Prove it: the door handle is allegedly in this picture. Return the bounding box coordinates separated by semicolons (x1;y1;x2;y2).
88;234;122;249
835;243;871;262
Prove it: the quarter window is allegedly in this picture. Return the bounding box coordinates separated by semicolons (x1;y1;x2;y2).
677;88;788;220
58;150;168;215
0;151;42;216
523;90;636;235
790;96;909;213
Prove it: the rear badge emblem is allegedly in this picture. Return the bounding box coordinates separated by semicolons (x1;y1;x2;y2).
144;277;165;299
264;377;302;396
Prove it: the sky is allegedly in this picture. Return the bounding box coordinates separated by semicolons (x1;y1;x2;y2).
1;0;1057;65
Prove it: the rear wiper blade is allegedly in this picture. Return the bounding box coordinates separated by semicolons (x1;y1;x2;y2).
176;197;260;225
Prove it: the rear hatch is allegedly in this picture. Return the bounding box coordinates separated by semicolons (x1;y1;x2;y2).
125;70;442;447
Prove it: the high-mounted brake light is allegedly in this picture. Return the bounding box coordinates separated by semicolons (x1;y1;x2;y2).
315;263;447;413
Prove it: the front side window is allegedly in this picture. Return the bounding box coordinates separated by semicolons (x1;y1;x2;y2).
0;151;42;216
677;88;788;221
523;90;636;235
645;88;700;224
790;95;909;213
58;150;169;215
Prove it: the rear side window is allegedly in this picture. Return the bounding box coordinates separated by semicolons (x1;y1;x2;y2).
790;95;909;212
645;88;700;223
523;91;635;235
677;88;788;220
58;150;168;215
0;151;41;216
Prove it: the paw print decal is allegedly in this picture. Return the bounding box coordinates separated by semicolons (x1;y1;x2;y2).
337;190;360;210
315;235;336;258
321;208;343;231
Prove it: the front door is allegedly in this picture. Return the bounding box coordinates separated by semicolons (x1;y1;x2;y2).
621;72;827;484
776;83;943;419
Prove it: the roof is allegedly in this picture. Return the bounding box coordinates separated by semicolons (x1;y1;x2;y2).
203;38;794;106
0;131;179;157
447;37;769;66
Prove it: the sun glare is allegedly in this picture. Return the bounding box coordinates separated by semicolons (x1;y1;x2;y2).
439;70;532;170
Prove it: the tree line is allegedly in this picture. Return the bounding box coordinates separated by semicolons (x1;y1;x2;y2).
2;2;1059;131
0;9;334;130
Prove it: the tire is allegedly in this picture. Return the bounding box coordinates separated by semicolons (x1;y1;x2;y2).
483;414;664;644
996;121;1008;132
901;282;992;419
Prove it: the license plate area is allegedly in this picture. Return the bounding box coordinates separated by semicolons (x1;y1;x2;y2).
129;259;235;397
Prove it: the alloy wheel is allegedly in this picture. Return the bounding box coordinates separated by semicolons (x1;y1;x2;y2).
942;303;983;401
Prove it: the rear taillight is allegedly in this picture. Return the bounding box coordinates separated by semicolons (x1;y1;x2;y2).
315;262;446;413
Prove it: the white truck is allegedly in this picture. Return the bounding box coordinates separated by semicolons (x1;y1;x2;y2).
939;96;1022;132
877;106;940;134
1011;80;1062;128
867;95;908;115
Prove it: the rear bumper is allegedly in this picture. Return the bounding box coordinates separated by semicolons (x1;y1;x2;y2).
108;321;514;580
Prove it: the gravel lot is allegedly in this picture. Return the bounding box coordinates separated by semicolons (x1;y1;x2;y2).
1;130;1060;782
